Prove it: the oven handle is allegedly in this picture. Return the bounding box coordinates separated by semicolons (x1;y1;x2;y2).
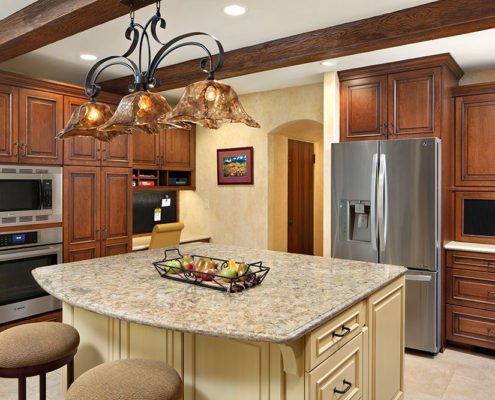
0;246;62;262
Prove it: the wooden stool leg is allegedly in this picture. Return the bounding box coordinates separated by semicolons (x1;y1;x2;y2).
18;377;26;400
40;373;46;400
67;358;75;388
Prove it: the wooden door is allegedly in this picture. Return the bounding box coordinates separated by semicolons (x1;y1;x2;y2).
287;139;314;255
388;67;441;138
455;93;495;186
19;88;63;165
63;96;101;166
0;85;19;163
340;76;388;142
160;127;195;170
100;167;132;256
63;166;101;262
132;131;160;168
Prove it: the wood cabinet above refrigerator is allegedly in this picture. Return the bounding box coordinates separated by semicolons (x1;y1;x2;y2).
338;54;463;142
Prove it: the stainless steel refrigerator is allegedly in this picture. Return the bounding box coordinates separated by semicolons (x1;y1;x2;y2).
331;137;441;354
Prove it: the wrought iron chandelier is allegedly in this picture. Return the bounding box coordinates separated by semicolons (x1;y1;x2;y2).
59;0;260;141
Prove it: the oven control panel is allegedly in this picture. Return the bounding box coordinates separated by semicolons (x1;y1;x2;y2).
0;232;38;247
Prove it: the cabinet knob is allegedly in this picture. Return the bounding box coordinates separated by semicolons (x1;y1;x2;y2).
488;290;495;298
13;142;18;157
488;328;495;337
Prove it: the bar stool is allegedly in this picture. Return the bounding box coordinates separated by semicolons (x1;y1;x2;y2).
0;321;79;400
66;359;183;400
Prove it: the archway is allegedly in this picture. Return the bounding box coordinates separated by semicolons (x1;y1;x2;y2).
267;119;324;255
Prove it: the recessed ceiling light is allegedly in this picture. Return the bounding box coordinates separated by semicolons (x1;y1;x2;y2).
223;4;246;16
321;60;338;67
80;54;97;61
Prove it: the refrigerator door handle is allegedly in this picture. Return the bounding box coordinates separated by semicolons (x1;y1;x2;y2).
371;154;378;251
378;154;388;250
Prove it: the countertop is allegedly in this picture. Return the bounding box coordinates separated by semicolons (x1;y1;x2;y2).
33;243;406;344
132;232;211;251
444;241;495;254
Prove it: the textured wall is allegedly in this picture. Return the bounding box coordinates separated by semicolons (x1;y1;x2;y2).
460;68;495;86
180;83;323;250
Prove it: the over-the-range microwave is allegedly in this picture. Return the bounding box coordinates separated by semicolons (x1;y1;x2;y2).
0;165;62;226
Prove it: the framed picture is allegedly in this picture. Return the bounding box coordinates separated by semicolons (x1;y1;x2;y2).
217;147;254;185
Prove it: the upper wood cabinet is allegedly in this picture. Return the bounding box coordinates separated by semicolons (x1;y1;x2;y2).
388;68;441;138
454;90;495;187
340;76;388;141
132;131;160;168
63;97;132;167
132;126;196;170
339;54;463;142
0;85;19;164
160;127;195;170
18;88;63;165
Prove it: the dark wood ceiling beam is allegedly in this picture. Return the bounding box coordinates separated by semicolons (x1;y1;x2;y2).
101;0;495;93
0;0;156;63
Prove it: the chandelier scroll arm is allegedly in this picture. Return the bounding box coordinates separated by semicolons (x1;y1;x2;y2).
84;56;140;100
147;32;225;85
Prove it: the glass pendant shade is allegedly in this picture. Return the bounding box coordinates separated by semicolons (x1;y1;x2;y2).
162;80;260;130
57;101;115;141
98;91;183;134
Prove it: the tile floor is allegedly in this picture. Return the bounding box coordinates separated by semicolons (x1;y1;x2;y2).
0;348;494;399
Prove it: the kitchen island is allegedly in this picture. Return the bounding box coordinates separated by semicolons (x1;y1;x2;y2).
33;243;406;400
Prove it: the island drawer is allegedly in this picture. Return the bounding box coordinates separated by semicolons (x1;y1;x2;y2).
305;300;365;371
447;268;495;311
306;331;365;400
446;304;495;350
446;250;495;273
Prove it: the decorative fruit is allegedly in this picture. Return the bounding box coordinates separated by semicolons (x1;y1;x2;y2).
237;261;249;276
181;255;193;269
227;259;238;272
164;260;181;274
219;267;238;283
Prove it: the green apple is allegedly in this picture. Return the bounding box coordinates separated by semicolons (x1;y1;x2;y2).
218;267;238;283
164;260;181;274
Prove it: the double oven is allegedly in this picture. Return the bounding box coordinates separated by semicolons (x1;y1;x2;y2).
0;165;63;325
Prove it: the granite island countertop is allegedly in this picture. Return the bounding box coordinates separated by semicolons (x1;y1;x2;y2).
33;243;406;344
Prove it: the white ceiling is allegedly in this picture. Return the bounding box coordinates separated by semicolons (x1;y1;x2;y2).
1;0;495;101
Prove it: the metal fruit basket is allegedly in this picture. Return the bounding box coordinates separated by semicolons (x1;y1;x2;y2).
153;248;270;293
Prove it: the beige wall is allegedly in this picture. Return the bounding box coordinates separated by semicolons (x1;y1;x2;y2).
180;83;324;250
460;68;495;86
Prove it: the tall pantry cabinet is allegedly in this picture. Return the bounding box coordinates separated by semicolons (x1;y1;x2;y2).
62;97;132;263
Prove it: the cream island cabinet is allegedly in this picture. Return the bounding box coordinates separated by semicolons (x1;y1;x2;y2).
33;244;406;400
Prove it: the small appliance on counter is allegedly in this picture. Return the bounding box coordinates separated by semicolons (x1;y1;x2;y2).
0;165;62;226
331;138;442;354
0;227;62;325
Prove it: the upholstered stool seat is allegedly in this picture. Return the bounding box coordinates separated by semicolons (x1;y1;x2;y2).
0;321;79;400
66;359;183;400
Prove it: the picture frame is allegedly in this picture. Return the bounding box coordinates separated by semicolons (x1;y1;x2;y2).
217;146;254;185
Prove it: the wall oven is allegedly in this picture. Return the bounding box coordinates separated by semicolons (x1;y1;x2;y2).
0;165;62;226
0;227;62;325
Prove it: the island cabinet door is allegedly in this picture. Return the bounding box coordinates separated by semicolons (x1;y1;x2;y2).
18;88;63;165
63;166;101;262
367;276;405;400
100;167;132;257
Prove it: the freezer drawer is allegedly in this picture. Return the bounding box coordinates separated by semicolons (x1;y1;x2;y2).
405;270;439;353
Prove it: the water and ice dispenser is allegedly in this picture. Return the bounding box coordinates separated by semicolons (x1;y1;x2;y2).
339;200;371;242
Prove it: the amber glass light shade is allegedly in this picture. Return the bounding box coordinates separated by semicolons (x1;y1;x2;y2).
57;101;115;141
162;80;260;129
98;91;183;134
